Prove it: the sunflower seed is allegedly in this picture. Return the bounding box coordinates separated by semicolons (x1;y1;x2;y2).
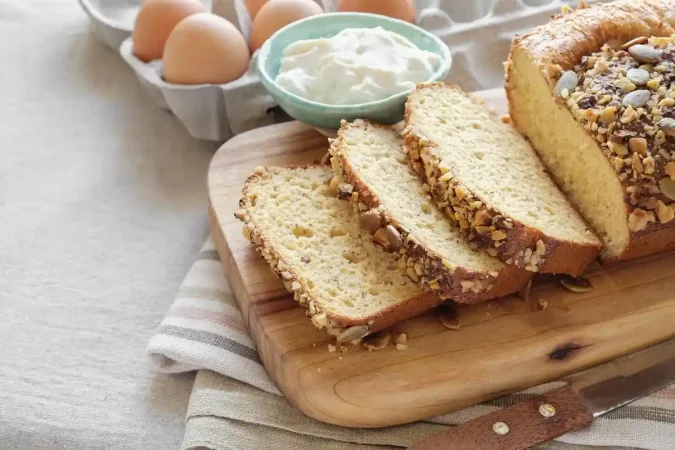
559;275;592;293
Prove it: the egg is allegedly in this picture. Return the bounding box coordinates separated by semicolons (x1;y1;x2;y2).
337;0;416;24
163;13;251;85
245;0;268;19
132;0;206;62
250;0;323;52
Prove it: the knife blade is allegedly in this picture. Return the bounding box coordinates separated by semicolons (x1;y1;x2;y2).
409;338;675;450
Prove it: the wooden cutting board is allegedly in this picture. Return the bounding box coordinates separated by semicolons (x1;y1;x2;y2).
208;89;675;428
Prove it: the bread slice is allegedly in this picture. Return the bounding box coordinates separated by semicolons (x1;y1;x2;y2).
235;165;442;342
328;120;532;303
507;0;675;262
403;83;602;276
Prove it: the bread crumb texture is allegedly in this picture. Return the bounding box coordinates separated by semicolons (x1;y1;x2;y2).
236;166;425;335
329;120;531;301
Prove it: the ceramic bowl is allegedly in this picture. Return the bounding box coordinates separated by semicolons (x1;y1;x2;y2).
257;12;452;130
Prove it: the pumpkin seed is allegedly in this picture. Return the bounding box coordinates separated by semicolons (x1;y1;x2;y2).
554;71;578;97
385;225;403;251
336;325;370;343
622;89;651;108
626;68;650;86
657;117;675;137
659;177;675;201
559;275;592;293
628;44;662;64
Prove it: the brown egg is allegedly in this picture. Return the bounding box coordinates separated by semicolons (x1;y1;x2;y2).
132;0;206;62
245;0;268;19
250;0;323;52
337;0;416;23
163;13;251;85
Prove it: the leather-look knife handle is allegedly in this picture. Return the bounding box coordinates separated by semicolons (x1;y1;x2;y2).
409;386;593;450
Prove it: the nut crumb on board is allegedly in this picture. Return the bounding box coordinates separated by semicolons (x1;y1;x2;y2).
396;343;408;350
362;330;391;351
394;333;407;345
537;298;548;311
328;344;336;353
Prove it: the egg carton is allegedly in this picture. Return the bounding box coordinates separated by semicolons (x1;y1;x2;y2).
215;0;614;92
86;0;610;140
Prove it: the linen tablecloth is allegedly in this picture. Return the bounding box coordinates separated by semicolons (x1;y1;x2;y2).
148;240;675;450
1;1;216;448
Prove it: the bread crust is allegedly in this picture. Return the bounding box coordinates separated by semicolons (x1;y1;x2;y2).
507;0;675;262
404;83;601;276
509;0;675;78
236;165;443;339
329;120;532;303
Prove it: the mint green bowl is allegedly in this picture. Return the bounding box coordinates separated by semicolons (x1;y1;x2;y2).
257;13;452;130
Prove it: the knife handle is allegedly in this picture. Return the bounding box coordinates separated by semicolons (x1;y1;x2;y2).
408;386;593;450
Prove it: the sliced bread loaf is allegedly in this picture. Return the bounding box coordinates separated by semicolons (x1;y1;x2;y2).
507;0;675;261
235;165;442;341
403;83;602;276
329;120;532;303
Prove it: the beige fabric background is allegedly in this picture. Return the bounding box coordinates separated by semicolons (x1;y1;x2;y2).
0;1;214;448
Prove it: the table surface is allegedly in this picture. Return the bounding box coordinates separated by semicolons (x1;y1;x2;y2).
0;1;218;448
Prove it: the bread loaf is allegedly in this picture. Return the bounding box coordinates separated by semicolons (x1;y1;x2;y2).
328;119;532;303
236;165;442;341
403;83;601;276
507;0;675;261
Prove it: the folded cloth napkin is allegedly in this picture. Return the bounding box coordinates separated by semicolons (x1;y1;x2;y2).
148;238;675;450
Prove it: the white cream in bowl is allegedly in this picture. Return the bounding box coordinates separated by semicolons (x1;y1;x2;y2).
274;27;442;105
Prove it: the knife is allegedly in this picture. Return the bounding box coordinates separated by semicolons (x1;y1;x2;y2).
409;338;675;450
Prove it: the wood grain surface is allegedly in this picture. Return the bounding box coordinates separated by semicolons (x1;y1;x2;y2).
207;89;675;428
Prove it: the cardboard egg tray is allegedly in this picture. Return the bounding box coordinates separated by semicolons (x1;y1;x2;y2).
84;0;610;141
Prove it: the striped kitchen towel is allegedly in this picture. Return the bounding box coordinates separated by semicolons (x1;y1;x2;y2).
147;237;675;450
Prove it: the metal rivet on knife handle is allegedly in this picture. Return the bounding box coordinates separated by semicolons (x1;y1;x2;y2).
407;340;675;450
539;403;556;417
492;421;509;435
